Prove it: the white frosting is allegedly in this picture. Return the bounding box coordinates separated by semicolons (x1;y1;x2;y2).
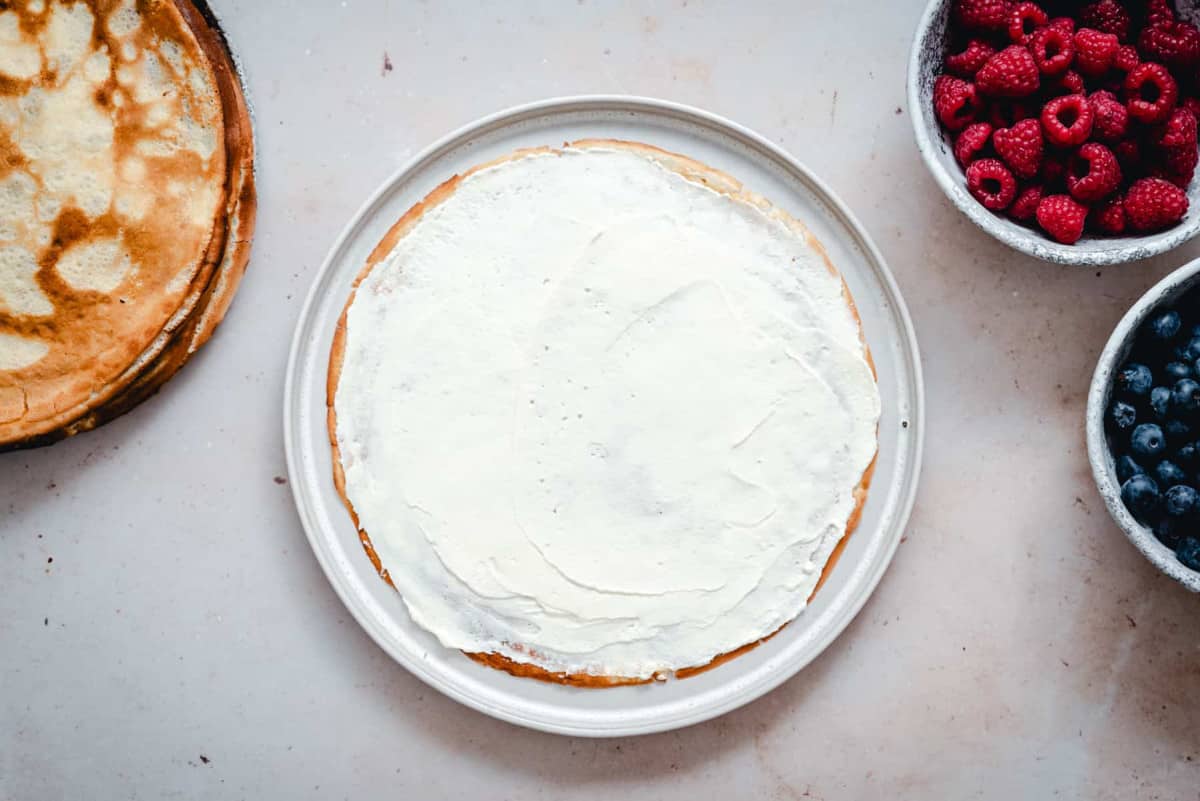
335;146;880;679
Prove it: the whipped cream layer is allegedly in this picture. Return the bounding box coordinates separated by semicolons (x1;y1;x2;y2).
334;145;880;679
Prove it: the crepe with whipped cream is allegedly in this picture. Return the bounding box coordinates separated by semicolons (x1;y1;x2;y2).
0;0;255;450
329;141;880;684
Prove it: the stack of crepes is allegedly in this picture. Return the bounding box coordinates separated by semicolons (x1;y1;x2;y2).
0;0;255;452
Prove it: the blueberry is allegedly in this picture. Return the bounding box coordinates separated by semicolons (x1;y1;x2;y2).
1165;361;1192;381
1108;400;1138;431
1154;517;1182;548
1131;423;1166;457
1121;474;1161;521
1172;378;1200;413
1117;363;1154;397
1165;484;1199;517
1116;454;1144;482
1167;418;1193;440
1177;336;1200;362
1150;386;1171;418
1147;310;1182;341
1156;460;1187;486
1177;537;1200;571
1177;442;1200;468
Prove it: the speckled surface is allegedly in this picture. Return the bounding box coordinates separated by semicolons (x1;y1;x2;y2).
2;1;1199;799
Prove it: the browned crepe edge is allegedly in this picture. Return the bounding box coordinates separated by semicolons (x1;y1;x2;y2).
179;0;257;354
0;0;256;452
0;0;228;446
328;139;879;687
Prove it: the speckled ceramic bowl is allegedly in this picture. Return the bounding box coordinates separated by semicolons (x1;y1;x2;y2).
908;0;1200;266
1087;257;1200;591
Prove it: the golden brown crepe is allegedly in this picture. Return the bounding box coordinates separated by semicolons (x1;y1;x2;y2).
0;0;254;451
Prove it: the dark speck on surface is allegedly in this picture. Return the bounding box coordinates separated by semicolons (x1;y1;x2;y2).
895;106;902;115
381;52;393;76
43;617;48;626
273;476;287;485
46;556;52;564
200;755;210;765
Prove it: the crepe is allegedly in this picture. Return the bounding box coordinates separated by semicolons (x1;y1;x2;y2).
327;140;879;685
0;0;254;451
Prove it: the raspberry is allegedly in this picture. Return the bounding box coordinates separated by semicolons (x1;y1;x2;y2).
1089;90;1129;142
1074;28;1120;77
987;99;1033;129
1009;184;1044;221
1007;2;1047;44
1139;22;1200;71
955;122;994;166
1092;195;1127;234
1036;194;1088;243
966;158;1018;210
1047;17;1075;36
993;118;1043;178
1148;0;1176;28
1041;94;1094;147
1030;26;1074;76
1124;177;1190;231
953;0;1011;31
1125;62;1179;124
934;75;982;131
1080;0;1131;43
1067;142;1123;202
946;39;998;78
1154;107;1199;178
1114;44;1140;75
1158;106;1198;149
1048;69;1085;95
976;45;1040;97
1183;97;1200;120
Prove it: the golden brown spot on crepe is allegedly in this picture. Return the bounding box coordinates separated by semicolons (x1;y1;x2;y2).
45;207;96;258
11;3;50;38
21;210;122;327
0;74;29;96
0;131;26;173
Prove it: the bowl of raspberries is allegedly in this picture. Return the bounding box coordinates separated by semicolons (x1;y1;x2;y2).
1088;257;1200;590
910;0;1200;264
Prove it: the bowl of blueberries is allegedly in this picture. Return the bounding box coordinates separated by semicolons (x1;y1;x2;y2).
1088;257;1200;590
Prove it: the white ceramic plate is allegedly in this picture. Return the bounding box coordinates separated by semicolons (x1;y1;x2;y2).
284;96;924;736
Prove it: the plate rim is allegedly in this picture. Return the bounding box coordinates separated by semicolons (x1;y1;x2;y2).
283;94;925;737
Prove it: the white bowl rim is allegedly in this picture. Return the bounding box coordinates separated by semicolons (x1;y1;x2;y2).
1086;256;1200;592
907;0;1200;267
